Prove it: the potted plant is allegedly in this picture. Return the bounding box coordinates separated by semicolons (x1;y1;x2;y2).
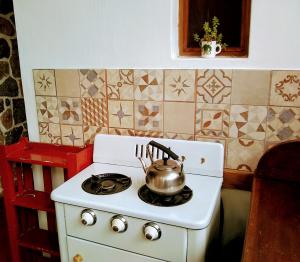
193;16;227;58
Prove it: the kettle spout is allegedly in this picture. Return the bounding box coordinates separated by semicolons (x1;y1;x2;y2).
138;157;148;174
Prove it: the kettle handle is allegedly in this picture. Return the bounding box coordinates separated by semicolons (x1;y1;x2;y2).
148;140;179;161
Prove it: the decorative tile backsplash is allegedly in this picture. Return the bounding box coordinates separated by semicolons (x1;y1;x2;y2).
33;69;300;172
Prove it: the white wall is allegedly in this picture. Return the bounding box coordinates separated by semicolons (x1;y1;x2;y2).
13;0;300;141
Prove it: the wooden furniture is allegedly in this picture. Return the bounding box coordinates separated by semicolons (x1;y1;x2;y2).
0;138;93;262
242;140;300;262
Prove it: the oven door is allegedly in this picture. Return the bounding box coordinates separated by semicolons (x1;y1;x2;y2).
67;236;164;262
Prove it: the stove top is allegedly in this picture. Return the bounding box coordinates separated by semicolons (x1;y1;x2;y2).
138;185;193;207
51;134;224;230
82;173;132;195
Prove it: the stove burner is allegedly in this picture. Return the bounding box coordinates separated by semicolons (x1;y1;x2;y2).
82;173;131;195
138;185;193;207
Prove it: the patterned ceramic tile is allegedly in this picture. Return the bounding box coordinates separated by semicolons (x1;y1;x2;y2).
80;69;106;98
266;106;300;141
134;101;163;131
164;70;195;102
229;105;267;140
109;128;135;136
83;126;108;144
195;103;230;138
164;102;195;134
108;100;133;128
226;138;264;172
61;125;83;146
134;69;163;101
231;70;271;105
39;122;61;144
81;98;108;127
55;69;80;97
135;130;163;138
270;71;300;107
36;96;59;123
196;69;232;104
164;132;194;140
107;69;134;100
33;70;56;96
58;97;82;125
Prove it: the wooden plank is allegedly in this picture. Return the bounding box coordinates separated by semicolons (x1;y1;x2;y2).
223;169;253;191
242;178;300;262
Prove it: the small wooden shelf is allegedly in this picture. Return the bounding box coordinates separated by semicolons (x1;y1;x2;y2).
0;137;93;262
5;137;91;168
18;228;60;257
13;190;54;212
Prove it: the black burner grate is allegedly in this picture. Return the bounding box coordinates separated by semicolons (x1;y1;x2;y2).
82;173;132;195
138;185;193;207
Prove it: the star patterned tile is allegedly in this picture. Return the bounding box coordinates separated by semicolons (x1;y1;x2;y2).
33;70;56;96
61;125;83;146
164;70;195;102
58;97;82;125
108;100;133;128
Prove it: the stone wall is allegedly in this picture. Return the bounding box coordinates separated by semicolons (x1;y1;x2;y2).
0;1;27;195
0;1;27;145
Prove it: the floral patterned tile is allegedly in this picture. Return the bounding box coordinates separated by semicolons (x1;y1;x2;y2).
196;69;232;104
270;71;300;107
108;100;134;128
134;101;163;131
61;125;83;146
229;105;267;140
33;70;56;96
107;69;134;100
58;97;82;125
195;103;230;138
134;69;163;101
266;106;300;142
36;96;59;123
164;102;195;134
80;69;106;98
39;122;61;144
81;98;108;127
109;128;135;136
164;70;196;102
164;132;194;140
83;126;108;144
226;138;264;172
55;69;80;97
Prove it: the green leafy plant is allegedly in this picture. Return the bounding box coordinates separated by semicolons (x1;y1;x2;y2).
193;16;227;50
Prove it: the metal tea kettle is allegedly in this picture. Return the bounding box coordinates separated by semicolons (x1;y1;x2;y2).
138;140;186;196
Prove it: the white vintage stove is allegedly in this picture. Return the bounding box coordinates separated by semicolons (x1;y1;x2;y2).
51;134;224;262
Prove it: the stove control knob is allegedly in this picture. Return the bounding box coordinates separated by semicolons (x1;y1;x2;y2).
143;222;161;241
80;209;97;226
111;215;128;233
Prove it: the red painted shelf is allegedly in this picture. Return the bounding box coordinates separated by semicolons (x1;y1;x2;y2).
13;190;54;212
18;228;59;257
0;137;93;262
5;138;91;168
